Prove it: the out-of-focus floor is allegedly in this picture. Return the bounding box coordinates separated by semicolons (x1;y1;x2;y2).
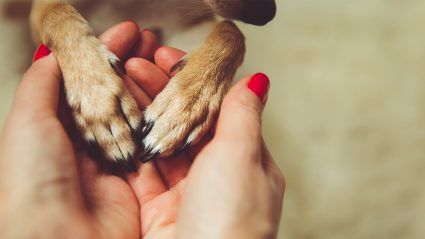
1;0;425;238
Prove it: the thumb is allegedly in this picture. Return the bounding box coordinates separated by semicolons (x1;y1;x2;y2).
215;73;270;142
13;45;61;117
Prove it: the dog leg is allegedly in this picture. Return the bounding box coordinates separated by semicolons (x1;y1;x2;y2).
30;0;142;170
141;20;245;161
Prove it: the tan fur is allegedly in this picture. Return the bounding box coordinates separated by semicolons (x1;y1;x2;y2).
31;0;142;163
29;0;247;164
143;21;245;156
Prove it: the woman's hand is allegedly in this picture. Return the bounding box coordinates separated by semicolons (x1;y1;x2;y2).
126;46;285;239
0;21;285;239
0;21;151;239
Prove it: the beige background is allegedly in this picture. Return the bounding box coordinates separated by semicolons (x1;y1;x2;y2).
1;0;425;238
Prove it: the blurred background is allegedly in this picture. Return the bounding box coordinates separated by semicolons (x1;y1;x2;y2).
1;0;425;238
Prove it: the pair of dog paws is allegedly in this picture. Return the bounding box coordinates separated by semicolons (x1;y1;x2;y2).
59;21;244;171
66;42;221;171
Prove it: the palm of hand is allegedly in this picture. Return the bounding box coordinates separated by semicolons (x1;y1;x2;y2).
128;134;212;238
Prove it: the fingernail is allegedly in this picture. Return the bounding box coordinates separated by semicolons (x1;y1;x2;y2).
33;44;51;62
248;72;270;103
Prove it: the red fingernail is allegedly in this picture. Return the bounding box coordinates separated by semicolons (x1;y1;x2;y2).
248;73;270;103
33;44;51;62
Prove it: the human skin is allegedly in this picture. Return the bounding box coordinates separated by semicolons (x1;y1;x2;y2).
0;22;285;239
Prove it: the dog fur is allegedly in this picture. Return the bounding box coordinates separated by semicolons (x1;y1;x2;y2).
29;0;275;168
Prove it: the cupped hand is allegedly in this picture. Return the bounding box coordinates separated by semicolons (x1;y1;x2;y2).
0;21;154;239
125;39;285;239
0;21;285;239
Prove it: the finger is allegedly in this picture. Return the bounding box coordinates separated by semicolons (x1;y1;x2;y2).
129;29;159;60
154;46;186;74
155;154;191;188
127;161;167;205
2;53;83;206
99;21;140;59
214;73;270;146
12;54;61;118
122;75;152;110
125;58;170;98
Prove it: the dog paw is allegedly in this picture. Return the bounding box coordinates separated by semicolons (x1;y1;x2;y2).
139;20;246;162
140;64;223;162
60;37;142;171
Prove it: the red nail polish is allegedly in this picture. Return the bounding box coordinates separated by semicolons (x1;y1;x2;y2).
248;73;270;103
33;44;51;62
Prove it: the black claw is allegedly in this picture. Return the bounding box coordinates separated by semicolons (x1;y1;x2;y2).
109;59;126;76
140;146;159;163
133;124;145;143
141;121;154;138
115;158;127;171
88;140;99;149
173;141;191;156
142;151;160;163
116;157;138;173
140;147;154;162
126;154;138;173
169;57;187;77
144;147;154;157
87;139;103;157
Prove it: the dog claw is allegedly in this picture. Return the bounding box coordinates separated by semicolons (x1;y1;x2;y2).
142;152;160;163
143;147;153;157
116;155;137;173
126;154;138;173
173;141;191;156
141;121;154;139
109;56;126;76
110;61;126;76
140;147;160;163
140;147;153;162
131;124;144;143
169;55;187;77
88;139;99;149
